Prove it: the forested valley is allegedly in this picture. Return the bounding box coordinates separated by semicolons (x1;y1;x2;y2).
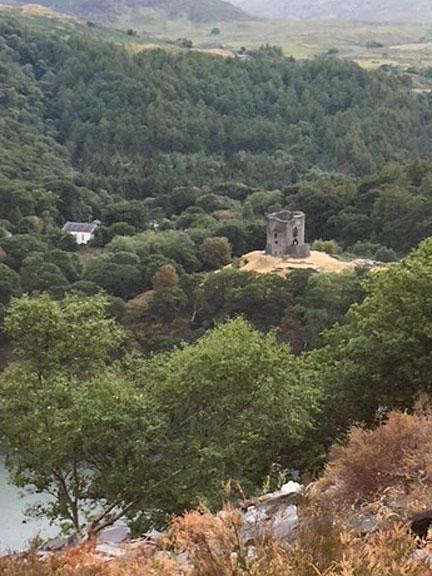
2;14;432;351
3;11;432;565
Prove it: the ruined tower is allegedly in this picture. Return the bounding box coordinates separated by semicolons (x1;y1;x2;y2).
265;210;310;259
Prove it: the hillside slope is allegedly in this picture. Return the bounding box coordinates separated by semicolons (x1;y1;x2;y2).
237;250;378;275
1;0;252;25
231;0;432;22
0;5;182;52
1;10;432;208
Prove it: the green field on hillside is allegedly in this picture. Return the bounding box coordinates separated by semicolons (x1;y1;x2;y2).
3;4;432;71
143;18;432;69
0;4;183;50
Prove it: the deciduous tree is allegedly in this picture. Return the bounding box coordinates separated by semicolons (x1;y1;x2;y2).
200;237;232;270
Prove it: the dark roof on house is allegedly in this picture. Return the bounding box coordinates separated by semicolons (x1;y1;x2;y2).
62;221;99;234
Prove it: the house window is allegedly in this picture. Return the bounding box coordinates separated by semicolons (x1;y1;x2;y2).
81;234;85;243
274;233;278;239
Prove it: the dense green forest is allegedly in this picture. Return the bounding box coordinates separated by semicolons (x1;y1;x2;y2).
2;11;432;541
1;14;432;211
2;14;432;353
2;238;432;534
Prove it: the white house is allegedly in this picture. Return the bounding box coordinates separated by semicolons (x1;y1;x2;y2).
62;220;100;245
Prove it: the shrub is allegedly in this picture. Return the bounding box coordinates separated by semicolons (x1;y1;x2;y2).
167;506;423;576
374;246;397;262
348;241;397;262
152;264;180;291
170;508;248;576
200;237;232;270
311;239;342;256
149;286;188;322
0;511;428;576
348;240;384;258
0;547;182;575
323;403;432;511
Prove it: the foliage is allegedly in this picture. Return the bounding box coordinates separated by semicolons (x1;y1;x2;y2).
0;14;431;343
304;238;432;443
311;239;342;256
0;298;319;532
148;286;188;322
4;293;125;376
3;13;432;544
0;263;19;305
323;403;432;511
84;255;142;300
1;14;431;232
128;317;319;519
152;264;180;291
303;270;365;349
199;237;232;269
0;508;424;575
166;480;432;576
1;236;48;270
195;268;293;328
348;240;396;261
0;295;131;534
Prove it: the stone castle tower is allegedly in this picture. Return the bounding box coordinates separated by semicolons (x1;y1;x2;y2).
265;210;310;259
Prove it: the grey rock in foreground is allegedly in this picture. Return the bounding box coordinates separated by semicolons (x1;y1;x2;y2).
241;481;301;544
97;525;131;545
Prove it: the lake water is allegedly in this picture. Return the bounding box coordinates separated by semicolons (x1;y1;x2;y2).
0;454;59;553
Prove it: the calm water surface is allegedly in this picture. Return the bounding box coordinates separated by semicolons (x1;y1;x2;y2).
0;453;59;553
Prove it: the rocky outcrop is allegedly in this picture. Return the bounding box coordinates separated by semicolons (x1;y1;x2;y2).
240;481;301;544
37;481;432;565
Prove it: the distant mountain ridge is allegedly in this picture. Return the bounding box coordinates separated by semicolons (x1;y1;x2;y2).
2;0;252;24
230;0;432;22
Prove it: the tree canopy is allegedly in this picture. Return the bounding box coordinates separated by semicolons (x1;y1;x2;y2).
303;238;432;446
0;296;319;534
